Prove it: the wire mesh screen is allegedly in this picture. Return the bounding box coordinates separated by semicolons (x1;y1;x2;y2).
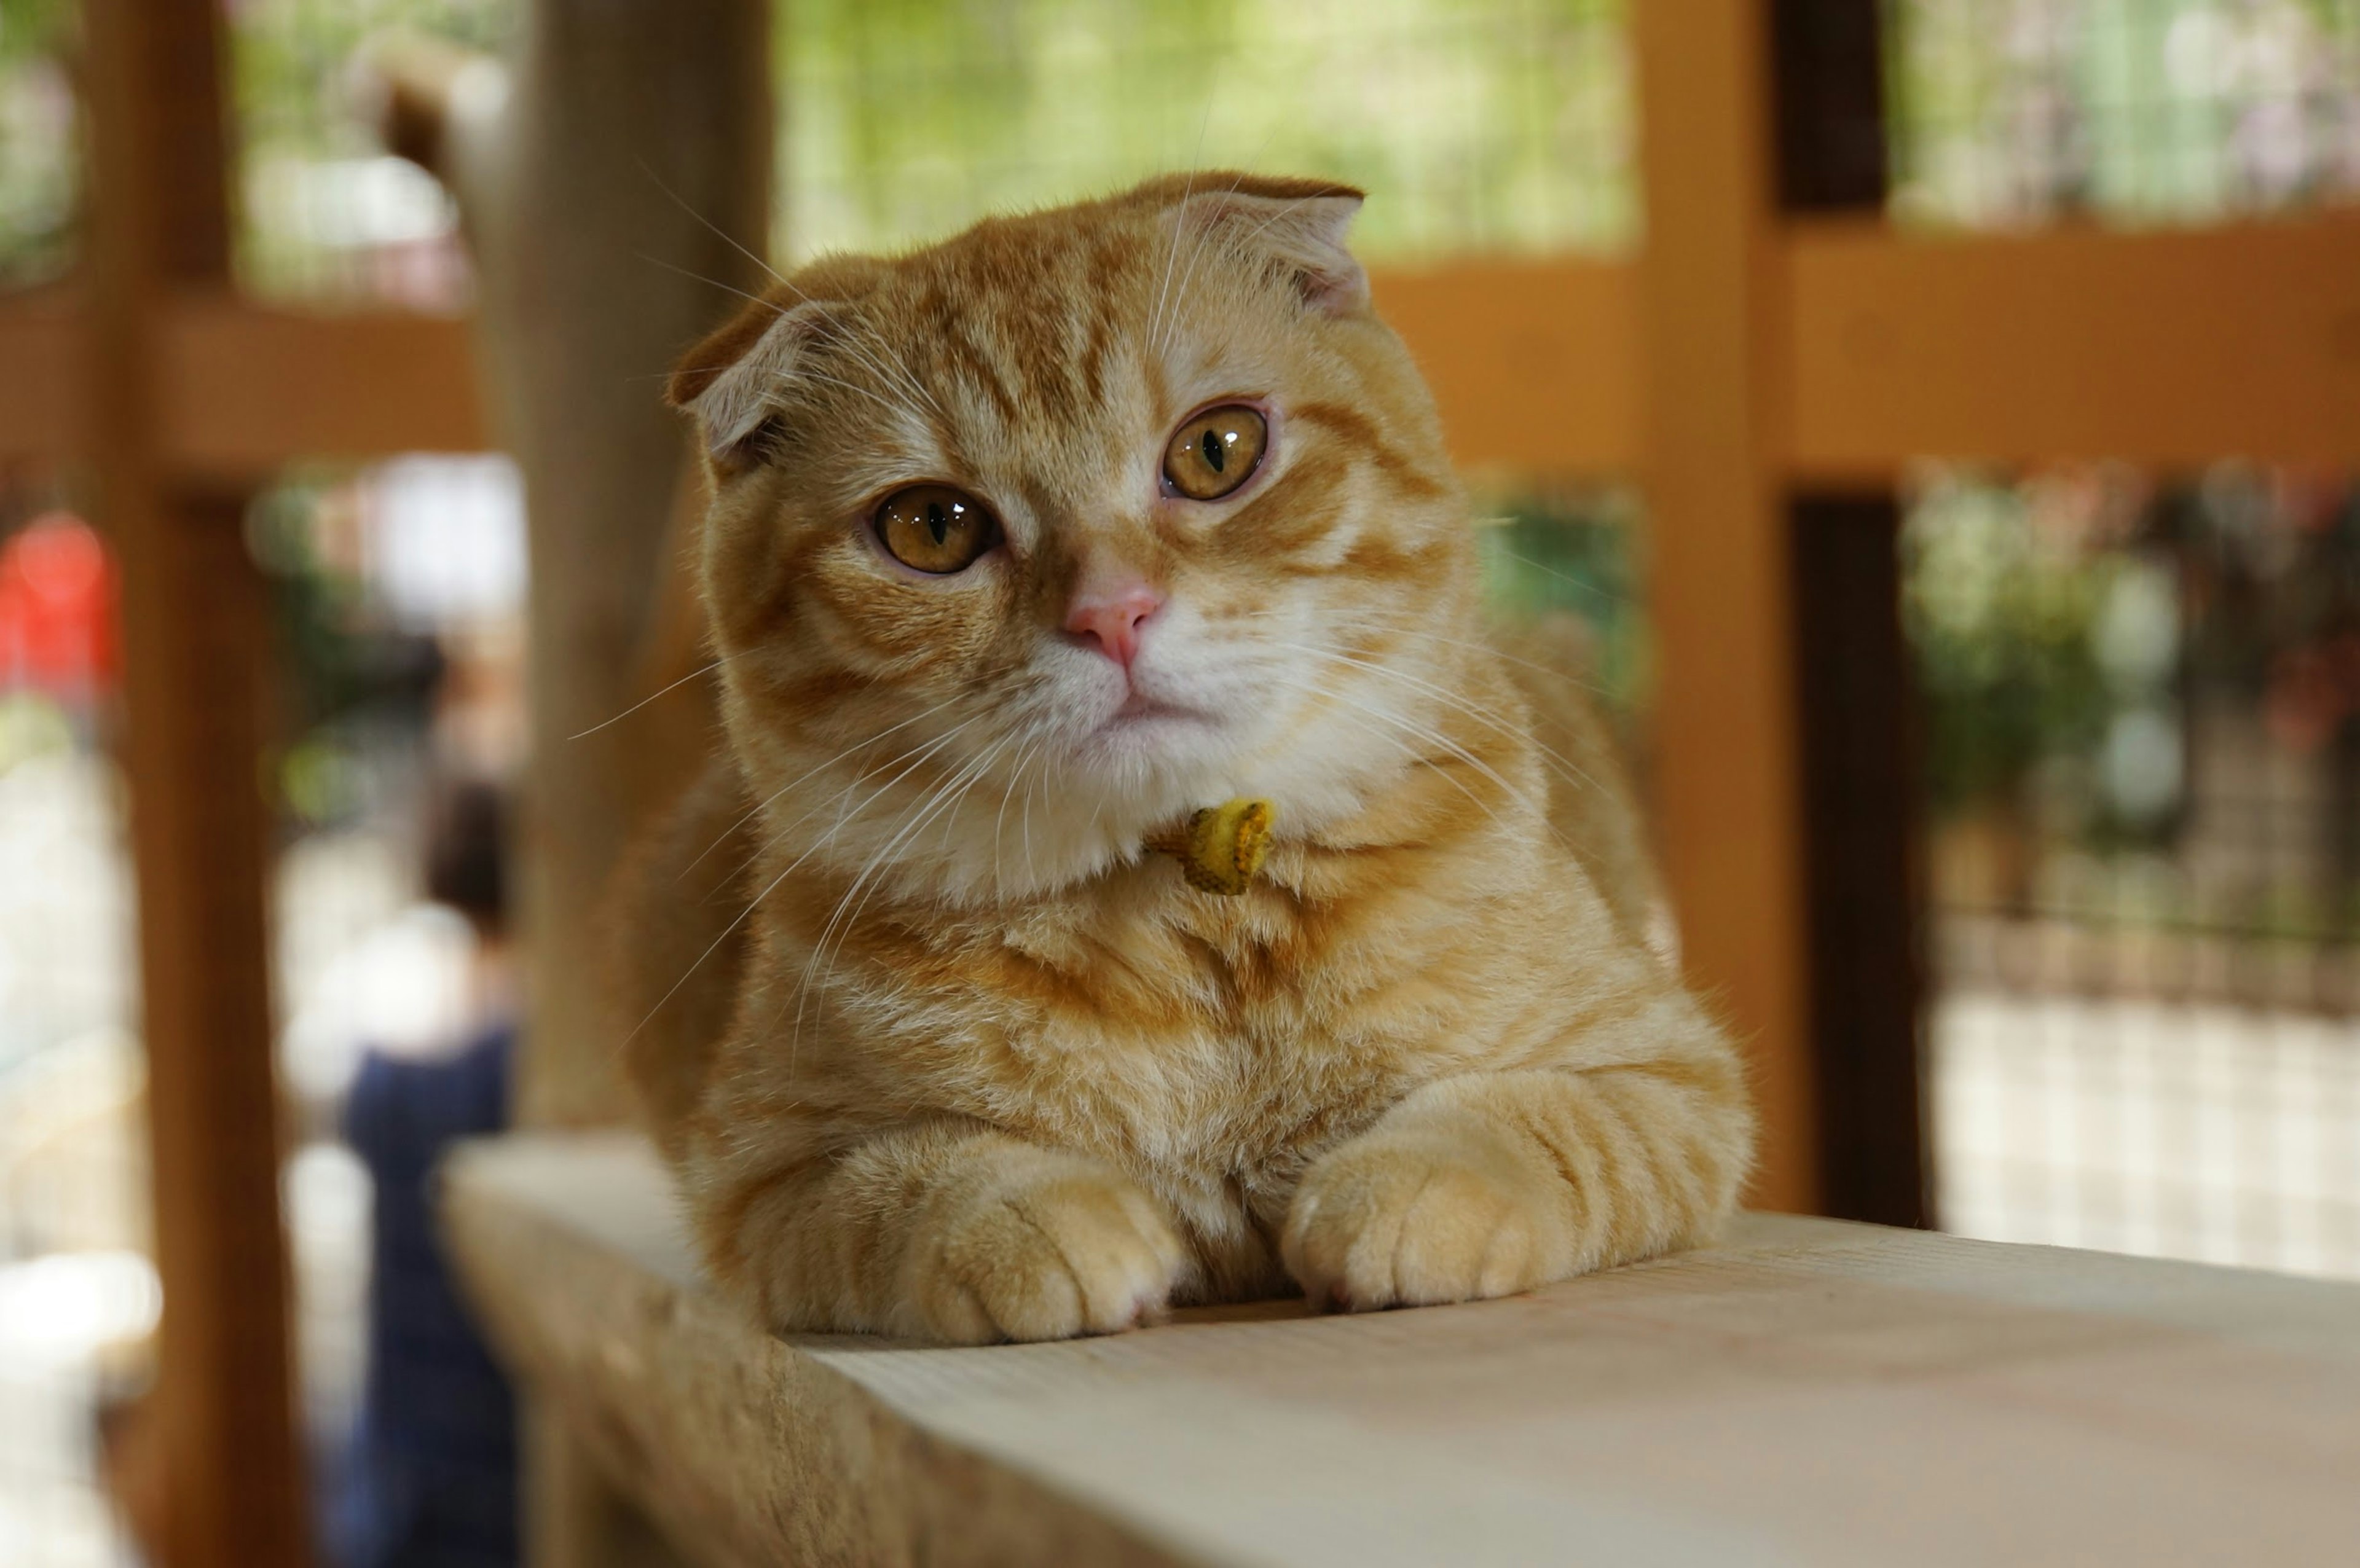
1908;467;2360;1275
1886;5;2360;1280
781;0;1635;265
1886;0;2360;227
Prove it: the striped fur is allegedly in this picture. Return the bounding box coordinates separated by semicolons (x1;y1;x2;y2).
613;173;1754;1343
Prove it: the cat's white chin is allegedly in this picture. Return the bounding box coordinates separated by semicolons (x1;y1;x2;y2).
1064;689;1224;771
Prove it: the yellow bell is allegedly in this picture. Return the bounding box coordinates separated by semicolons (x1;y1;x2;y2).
1147;798;1275;896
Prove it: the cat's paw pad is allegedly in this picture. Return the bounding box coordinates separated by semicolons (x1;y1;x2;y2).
1281;1139;1560;1312
906;1172;1187;1344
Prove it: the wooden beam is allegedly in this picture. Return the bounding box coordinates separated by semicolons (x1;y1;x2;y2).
81;1;311;1565
1369;259;1638;477
2;291;488;473
18;218;2360;484
159;297;488;477
1634;1;1818;1213
0;288;79;465
1785;211;2360;477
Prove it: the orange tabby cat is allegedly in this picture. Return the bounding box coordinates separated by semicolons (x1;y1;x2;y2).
613;173;1754;1343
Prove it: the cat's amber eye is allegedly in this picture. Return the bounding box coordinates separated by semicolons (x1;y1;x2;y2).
1162;404;1268;501
875;484;997;574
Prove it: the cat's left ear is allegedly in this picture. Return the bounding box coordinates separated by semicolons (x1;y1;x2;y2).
667;290;839;469
1166;174;1368;315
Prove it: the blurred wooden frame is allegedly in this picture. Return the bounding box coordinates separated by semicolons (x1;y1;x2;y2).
12;3;2360;1563
14;214;2360;477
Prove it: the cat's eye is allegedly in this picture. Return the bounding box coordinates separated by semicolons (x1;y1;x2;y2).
875;484;998;574
1163;404;1268;501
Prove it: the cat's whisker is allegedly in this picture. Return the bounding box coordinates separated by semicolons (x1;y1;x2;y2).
788;735;1013;1051
1154;168;1265;361
741;713;988;887
1145;165;1205;366
1219;602;1624;701
1263;636;1611;802
1020;732;1041;887
990;735;1047;900
1264;669;1531;845
1259;650;1561;845
633;155;790;291
674;692;969;884
830;328;950;428
635;250;787;318
570;653;731;741
793;366;931;430
624;253;940;426
1491;547;1634;612
632;713;989;1045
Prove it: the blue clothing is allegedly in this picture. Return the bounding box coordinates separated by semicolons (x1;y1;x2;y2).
331;1027;518;1568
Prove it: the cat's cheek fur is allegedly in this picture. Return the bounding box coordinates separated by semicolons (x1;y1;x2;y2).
896;1153;1192;1343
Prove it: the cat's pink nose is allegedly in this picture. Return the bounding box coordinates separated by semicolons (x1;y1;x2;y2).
1064;582;1163;670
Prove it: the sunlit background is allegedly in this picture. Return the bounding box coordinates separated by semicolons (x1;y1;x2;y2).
4;1;2360;1562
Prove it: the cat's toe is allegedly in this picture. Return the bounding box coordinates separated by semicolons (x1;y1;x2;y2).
1283;1140;1559;1311
913;1173;1186;1342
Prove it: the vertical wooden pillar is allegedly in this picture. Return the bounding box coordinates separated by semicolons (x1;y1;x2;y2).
1635;1;1818;1212
368;4;770;1561
492;0;776;1131
1637;1;1928;1220
407;3;772;1562
1792;496;1929;1226
82;1;310;1565
1775;1;1930;1227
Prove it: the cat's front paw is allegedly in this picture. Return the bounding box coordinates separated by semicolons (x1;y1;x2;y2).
902;1166;1188;1344
1281;1134;1570;1312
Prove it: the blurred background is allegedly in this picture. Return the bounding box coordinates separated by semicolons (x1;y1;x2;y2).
3;1;2359;1565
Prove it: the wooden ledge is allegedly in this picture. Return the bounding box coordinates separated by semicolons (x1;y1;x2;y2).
440;1132;2360;1567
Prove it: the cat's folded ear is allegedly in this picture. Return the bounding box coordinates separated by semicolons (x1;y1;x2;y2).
667;290;836;468
1157;173;1369;315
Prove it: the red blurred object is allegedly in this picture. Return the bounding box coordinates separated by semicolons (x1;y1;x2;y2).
0;511;120;702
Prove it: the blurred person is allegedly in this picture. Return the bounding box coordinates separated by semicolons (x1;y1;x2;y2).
329;776;518;1568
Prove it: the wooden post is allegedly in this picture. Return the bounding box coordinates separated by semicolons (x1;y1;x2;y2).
1790;496;1929;1226
1638;1;1929;1220
366;4;772;1562
1634;1;1819;1212
1773;0;1930;1228
82;1;310;1564
482;0;775;1131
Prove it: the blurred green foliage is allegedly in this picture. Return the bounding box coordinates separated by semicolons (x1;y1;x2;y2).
0;0;75;284
246;475;443;826
1904;478;2118;817
780;0;1635;264
1479;490;1650;718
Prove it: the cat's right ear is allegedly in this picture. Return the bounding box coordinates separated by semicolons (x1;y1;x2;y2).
667;292;833;470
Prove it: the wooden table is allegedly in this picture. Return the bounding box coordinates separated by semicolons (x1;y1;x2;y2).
441;1132;2360;1567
